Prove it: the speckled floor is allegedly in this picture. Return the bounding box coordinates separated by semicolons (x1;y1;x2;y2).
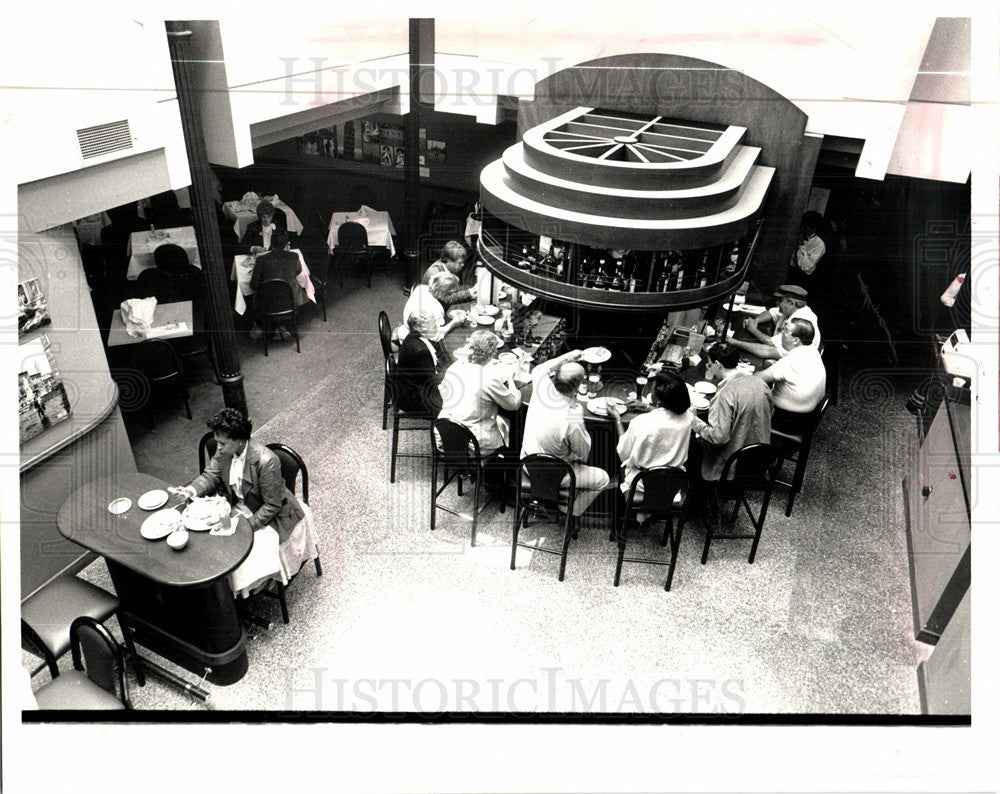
47;265;933;715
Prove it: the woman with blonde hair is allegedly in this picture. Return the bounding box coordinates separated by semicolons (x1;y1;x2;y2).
438;330;522;456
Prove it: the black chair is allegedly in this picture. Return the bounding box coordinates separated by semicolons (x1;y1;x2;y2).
260;442;323;624
134;266;176;302
333;221;372;288
33;617;133;710
430;419;507;547
254;279;300;355
702;443;784;565
198;430;218;472
615;466;688;591
152;242;191;273
378;311;393;429
130;339;192;423
21;575;144;686
771;396;831;517
386;356;434;483
511;454;578;582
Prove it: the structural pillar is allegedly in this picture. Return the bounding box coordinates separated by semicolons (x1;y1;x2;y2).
165;21;248;415
402;18;435;289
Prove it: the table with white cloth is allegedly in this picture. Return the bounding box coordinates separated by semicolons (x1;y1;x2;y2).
222;194;305;241
126;226;201;280
327;205;397;256
231;250;317;315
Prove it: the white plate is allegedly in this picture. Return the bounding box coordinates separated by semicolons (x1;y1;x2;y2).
479;305;499;316
497;352;518;365
690;393;710;410
474;315;495;326
582;346;611;364
108;498;132;515
140;509;182;540
181;497;231;531
138;489;168;510
693;381;717;396
587;396;626;416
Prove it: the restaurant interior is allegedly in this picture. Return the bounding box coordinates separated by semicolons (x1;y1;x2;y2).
6;9;985;763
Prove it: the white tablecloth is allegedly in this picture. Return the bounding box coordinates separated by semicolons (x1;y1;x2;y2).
223;195;304;241
231;249;316;315
327;206;396;256
126;226;201;279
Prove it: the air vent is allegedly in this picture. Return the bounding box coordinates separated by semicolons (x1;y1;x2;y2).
76;120;133;160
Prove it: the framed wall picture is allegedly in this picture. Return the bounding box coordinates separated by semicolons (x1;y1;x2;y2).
18;277;51;336
19;334;72;444
394;145;405;168
380;144;394;167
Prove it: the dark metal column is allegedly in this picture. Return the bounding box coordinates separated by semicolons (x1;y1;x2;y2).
402;19;435;289
165;22;247;415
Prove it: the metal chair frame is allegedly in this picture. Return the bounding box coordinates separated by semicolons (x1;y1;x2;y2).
378;311;393;429
614;466;688;591
130;339;192;424
334;221;372;289
386;356;433;483
254;278;300;356
770;396;831;517
702;443;784;564
511;455;578;581
430;420;507;547
33;616;133;709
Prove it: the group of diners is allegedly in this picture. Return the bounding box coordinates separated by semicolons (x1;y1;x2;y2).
391;241;829;531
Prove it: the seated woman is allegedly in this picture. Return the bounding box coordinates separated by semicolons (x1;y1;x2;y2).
171;408;319;596
241;199;289;255
609;372;693;496
438;330;522;456
395;309;455;417
394;271;467;345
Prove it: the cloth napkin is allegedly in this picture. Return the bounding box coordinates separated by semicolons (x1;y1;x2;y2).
120;297;157;337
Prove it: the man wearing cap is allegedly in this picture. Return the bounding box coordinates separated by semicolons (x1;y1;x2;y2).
730;284;821;361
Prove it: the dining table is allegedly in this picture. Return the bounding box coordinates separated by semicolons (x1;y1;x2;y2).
126;226;201;280
57;472;254;687
106;300;194;347
327;206;397;256
231;251;317;315
223;195;304;241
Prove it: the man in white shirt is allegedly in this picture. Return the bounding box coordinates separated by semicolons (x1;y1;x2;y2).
757;319;826;434
732;284;821;360
521;349;611;516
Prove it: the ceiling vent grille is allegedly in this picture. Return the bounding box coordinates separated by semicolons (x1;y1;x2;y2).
76;120;133;160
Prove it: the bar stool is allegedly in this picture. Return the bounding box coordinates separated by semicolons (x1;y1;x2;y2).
21;574;144;686
510;455;578;581
701;443;784;564
614;466;688;591
430;419;507;546
770;396;831;516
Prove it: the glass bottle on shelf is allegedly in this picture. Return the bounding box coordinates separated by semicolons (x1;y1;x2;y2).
673;254;685;291
698;251;710;287
610;258;624;291
594;258;609;289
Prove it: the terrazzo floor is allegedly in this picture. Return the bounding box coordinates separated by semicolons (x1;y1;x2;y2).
50;263;934;715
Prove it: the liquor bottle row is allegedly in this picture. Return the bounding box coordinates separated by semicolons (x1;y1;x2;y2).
502;239;745;293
